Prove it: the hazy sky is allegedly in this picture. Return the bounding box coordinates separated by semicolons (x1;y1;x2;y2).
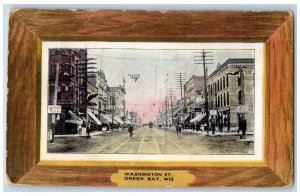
88;48;254;123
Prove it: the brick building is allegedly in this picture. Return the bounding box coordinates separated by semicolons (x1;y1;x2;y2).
206;58;255;131
183;75;204;124
48;49;87;134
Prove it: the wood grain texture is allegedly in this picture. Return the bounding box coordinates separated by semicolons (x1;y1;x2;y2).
17;165;285;187
266;16;294;185
10;9;290;41
7;15;41;183
7;9;293;187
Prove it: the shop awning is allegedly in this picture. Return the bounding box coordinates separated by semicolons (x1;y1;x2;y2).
99;113;112;123
87;111;102;125
190;113;206;123
113;116;124;124
67;111;83;125
182;114;190;123
174;107;182;115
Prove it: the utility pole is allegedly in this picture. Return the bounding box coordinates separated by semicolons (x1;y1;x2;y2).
164;75;169;128
169;87;174;126
75;53;97;138
194;50;213;130
175;73;187;124
111;89;116;132
175;73;187;99
49;62;60;143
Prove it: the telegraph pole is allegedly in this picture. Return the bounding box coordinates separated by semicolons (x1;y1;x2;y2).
111;90;116;132
194;50;213;130
75;53;97;138
175;73;186;125
169;87;174;126
175;73;187;99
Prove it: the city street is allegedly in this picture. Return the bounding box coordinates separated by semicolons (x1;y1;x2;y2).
48;127;254;155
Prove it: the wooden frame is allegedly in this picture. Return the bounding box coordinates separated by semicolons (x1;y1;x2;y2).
7;9;293;187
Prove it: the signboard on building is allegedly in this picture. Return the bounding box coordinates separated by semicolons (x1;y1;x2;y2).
210;110;217;115
237;106;248;113
48;105;61;113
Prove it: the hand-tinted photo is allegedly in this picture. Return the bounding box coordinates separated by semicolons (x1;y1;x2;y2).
47;46;255;155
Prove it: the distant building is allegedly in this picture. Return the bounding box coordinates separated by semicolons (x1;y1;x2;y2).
206;58;255;131
108;85;126;122
48;49;87;134
183;75;204;124
96;70;109;114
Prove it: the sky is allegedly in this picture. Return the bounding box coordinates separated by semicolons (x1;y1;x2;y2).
88;47;254;123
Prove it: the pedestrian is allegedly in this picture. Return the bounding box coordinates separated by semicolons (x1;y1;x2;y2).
219;116;223;133
227;115;231;131
176;123;182;139
238;114;241;134
240;115;247;139
128;125;134;138
192;123;195;132
196;123;200;132
210;118;215;135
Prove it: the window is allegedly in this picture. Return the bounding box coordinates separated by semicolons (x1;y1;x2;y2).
220;78;222;90
224;93;226;106
50;63;56;76
223;76;226;88
238;90;244;105
215;97;217;108
57;92;61;100
238;71;241;86
49;85;55;102
80;93;84;105
227;92;229;105
217;96;220;107
226;74;229;87
217;80;219;92
220;94;222;107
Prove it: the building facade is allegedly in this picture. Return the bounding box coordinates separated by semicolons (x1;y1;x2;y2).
183;75;204;124
48;49;87;134
108;85;126;122
206;58;255;131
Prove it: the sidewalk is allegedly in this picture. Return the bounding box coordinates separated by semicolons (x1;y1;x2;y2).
54;128;123;138
162;126;254;141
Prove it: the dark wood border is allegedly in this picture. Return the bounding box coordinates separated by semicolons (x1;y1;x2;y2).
7;9;293;187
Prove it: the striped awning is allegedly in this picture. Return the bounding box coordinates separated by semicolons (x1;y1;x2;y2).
87;111;102;125
113;116;124;124
99;113;112;123
190;113;206;123
67;111;83;125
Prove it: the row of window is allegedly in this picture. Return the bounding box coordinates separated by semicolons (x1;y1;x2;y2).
49;84;85;106
211;91;230;108
209;89;245;109
208;75;229;95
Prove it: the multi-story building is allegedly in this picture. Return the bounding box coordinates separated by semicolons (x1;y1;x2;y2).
183;75;204;124
206;58;255;131
108;85;126;124
96;70;109;114
48;49;87;134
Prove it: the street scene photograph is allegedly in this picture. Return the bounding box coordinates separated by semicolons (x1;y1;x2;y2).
46;43;257;155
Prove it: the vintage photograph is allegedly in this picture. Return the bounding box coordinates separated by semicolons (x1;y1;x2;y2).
44;42;260;156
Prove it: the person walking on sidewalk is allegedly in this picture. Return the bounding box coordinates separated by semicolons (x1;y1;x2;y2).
128;125;134;138
240;115;247;139
176;123;182;139
210;117;216;135
218;115;223;133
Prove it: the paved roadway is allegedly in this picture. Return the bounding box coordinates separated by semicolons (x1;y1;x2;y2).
48;126;254;155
